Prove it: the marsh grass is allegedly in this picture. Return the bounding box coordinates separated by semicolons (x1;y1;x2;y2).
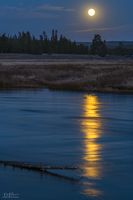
0;56;133;92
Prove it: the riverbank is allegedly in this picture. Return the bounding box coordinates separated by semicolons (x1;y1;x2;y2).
0;54;133;93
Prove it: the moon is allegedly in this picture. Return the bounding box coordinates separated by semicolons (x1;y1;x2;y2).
88;8;96;17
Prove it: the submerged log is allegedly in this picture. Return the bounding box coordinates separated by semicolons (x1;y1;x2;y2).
0;160;80;183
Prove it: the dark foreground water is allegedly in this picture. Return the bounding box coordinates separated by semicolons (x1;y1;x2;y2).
0;90;133;200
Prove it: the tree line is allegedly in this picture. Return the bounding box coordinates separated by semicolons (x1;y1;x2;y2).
0;30;88;54
0;30;133;56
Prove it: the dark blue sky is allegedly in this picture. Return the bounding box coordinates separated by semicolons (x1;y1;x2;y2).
0;0;133;41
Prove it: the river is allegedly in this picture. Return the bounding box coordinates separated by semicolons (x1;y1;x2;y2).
0;89;133;200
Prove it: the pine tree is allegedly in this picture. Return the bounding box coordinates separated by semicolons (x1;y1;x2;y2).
90;34;107;57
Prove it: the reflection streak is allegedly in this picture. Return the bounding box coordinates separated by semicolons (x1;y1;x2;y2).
80;94;103;196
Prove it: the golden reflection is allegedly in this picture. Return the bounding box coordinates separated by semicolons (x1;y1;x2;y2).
81;94;103;196
83;188;102;197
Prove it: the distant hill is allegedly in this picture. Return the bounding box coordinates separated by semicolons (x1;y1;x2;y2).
77;41;133;49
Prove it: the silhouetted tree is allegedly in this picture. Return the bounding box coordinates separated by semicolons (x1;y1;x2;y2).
90;34;107;57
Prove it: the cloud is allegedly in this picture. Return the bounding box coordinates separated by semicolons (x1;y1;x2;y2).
37;4;75;12
0;4;74;20
72;24;132;33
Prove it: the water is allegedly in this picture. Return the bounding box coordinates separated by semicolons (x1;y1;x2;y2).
0;89;133;200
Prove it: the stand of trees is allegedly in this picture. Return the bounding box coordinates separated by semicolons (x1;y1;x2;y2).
90;34;133;57
0;31;133;56
0;30;88;54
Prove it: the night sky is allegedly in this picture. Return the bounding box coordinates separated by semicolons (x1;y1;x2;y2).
0;0;133;41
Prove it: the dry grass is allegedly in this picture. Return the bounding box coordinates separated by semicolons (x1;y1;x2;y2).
0;54;133;92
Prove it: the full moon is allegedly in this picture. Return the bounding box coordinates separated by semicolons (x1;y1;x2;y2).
88;8;96;17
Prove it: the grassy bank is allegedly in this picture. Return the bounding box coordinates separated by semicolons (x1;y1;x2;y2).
0;54;133;93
